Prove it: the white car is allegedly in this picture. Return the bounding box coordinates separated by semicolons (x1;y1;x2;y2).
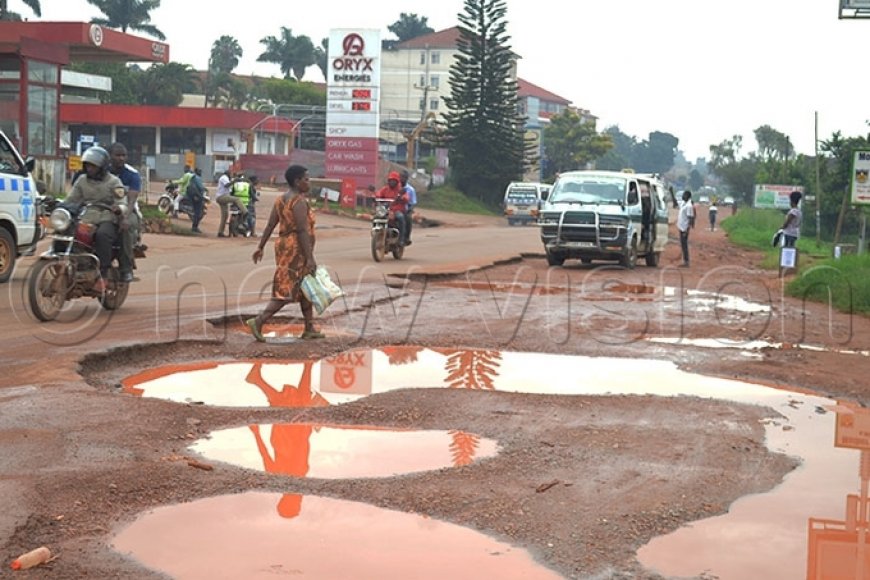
723;196;735;206
0;130;39;282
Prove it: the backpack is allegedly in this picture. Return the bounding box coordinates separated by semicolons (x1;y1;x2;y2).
186;177;203;201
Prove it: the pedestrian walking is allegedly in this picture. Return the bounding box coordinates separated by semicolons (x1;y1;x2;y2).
708;200;718;232
246;165;324;341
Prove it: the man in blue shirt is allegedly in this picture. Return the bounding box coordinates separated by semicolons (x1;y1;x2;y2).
108;142;143;282
400;170;417;245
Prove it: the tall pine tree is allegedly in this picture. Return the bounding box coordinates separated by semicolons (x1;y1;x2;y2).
443;0;526;205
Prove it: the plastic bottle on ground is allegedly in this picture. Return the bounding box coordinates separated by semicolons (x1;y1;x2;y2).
10;546;52;570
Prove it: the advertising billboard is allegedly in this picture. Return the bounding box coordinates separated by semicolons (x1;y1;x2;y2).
850;150;870;205
325;29;381;188
753;184;804;210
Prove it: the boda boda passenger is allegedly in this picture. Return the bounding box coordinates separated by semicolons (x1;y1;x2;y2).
66;146;127;292
377;171;410;246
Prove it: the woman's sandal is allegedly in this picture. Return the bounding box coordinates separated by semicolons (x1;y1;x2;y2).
300;329;325;340
246;318;266;342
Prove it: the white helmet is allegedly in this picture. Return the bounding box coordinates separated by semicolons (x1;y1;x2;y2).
81;146;110;170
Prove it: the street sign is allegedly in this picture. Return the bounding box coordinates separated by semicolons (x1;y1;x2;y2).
850;150;870;205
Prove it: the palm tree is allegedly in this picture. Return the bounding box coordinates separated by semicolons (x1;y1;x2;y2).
138;62;195;106
257;27;316;81
209;35;242;75
86;0;166;40
0;0;41;20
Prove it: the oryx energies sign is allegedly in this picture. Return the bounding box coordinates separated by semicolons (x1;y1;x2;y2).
326;29;381;189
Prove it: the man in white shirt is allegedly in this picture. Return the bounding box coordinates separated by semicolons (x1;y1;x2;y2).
677;190;695;267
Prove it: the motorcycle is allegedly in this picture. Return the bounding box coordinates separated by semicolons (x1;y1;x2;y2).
157;182;210;220
370;198;405;262
27;199;132;321
227;203;250;237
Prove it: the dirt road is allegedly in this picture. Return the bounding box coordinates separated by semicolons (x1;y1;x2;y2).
1;200;867;578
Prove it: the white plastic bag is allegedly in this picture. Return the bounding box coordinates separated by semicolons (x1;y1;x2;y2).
300;266;344;315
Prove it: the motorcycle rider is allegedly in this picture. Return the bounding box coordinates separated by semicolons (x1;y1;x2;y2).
172;165;194;216
377;171;409;246
216;170;248;237
108;142;142;283
231;173;252;236
65;146;127;292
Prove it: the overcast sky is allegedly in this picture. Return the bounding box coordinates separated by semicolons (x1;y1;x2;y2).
24;0;870;161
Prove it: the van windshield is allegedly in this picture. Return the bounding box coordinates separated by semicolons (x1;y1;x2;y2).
550;176;627;205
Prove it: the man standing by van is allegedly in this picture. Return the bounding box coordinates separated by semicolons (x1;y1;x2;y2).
677;190;695;267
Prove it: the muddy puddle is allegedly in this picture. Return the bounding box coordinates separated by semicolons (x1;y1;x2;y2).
112;492;563;580
117;347;869;578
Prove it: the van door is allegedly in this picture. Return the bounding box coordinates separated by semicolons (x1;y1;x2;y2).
651;183;669;252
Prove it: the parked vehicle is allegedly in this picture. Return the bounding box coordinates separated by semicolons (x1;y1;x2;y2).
370;198;405;262
537;170;669;269
503;182;550;226
723;196;735;206
27;199;132;321
0;130;39;283
157;182;209;221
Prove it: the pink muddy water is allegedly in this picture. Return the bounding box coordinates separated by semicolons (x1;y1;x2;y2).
190;424;498;479
120;347;869;579
112;492;563;580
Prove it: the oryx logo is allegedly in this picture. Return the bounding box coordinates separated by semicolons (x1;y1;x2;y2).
342;34;365;56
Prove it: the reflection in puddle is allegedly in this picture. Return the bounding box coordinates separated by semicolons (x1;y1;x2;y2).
112;492;562;579
122;347;864;578
191;424;498;479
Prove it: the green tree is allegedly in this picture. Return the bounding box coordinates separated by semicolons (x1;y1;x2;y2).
314;38;328;80
542;109;612;178
138;62;195;106
443;0;526;206
636;131;678;174
255;78;326;107
258;27;316;80
707;135;758;203
205;36;243;108
0;0;40;20
86;0;165;40
388;13;434;41
595;126;635;171
688;168;704;191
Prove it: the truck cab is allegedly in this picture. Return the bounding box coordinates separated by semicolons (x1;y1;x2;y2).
0;130;39;282
537;170;669;269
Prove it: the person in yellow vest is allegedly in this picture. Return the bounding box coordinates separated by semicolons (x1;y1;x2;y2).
231;174;251;236
216;171;248;237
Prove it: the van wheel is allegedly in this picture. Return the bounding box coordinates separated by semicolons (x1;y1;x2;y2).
507;219;516;226
645;251;661;267
546;250;565;266
580;258;592;265
619;238;637;269
0;227;14;283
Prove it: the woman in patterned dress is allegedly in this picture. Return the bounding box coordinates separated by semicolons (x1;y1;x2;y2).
247;165;324;341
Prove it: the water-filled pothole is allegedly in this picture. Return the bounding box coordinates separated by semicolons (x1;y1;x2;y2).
112;492;562;579
191;424;498;479
120;347;857;578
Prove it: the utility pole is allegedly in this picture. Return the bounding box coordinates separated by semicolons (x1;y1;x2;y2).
815;111;821;245
411;44;438;168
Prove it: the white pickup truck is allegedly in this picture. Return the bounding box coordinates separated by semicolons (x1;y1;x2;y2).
0;130;39;283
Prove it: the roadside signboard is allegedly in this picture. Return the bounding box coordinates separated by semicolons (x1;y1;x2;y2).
850;150;870;205
754;184;804;210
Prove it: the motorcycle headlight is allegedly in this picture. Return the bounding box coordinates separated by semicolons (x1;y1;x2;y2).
375;205;388;218
49;208;72;232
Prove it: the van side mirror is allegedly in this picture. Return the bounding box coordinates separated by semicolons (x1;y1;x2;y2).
627;190;638;205
540;188;549;201
25;157;35;173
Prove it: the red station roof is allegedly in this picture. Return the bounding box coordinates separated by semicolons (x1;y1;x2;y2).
0;21;169;63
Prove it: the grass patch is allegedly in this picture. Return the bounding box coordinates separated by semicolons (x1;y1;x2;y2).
415;185;498;215
722;208;870;314
140;204;166;220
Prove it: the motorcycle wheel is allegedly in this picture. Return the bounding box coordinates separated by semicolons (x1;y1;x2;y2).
371;231;385;262
99;268;129;311
27;260;68;321
157;196;172;214
391;243;404;260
